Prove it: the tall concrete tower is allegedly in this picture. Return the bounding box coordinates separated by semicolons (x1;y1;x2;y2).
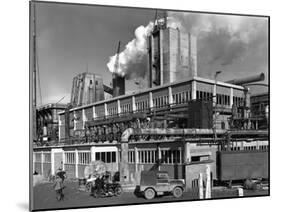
148;17;197;87
70;72;104;107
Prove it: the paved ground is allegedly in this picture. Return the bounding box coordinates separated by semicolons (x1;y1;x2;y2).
32;180;269;211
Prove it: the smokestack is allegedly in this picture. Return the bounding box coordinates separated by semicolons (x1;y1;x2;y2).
225;73;265;85
112;73;125;97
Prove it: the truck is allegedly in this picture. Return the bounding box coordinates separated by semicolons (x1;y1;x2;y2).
140;170;185;200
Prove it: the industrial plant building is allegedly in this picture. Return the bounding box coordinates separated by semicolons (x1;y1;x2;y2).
33;16;268;189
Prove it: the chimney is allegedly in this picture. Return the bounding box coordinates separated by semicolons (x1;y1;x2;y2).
112;73;125;97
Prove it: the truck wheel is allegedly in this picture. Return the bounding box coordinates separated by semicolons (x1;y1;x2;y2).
85;183;92;192
115;185;123;196
144;188;155;200
173;187;183;198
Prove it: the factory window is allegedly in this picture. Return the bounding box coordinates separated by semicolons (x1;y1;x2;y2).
159;149;181;164
138;150;157;164
160;97;164;106
233;96;244;107
34;152;41;163
191;155;210;162
43;152;51;163
95;151;116;163
260;145;268;150
108;107;118;116
78;152;91;165
128;150;135;163
65;152;75;164
164;96;168;105
121;104;131;113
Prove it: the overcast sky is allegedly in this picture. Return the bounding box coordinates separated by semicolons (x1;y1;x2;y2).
32;2;268;105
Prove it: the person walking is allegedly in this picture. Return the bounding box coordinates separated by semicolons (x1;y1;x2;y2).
53;175;64;201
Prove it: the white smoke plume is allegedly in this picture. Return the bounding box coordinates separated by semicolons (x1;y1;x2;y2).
107;21;154;78
106;11;267;80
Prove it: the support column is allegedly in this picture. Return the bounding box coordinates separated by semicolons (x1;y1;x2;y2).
93;106;97;119
132;96;136;112
117;100;121;115
120;142;129;184
157;146;161;171
90;146;96;162
168;86;173;105
82;109;86;129
62;151;65;170
134;147;138;172
213;83;217;107
149;92;153;109
75;149;79;178
230;88;233;107
104;103;108;117
184;142;191;163
51;148;64;175
120;128;133;185
191;80;197;100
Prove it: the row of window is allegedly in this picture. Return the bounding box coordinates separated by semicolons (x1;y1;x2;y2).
128;149;182;164
107;107;118;116
34;152;51;163
233;96;244;107
197;90;231;106
120;104;132;113
152;91;191;108
65;152;76;164
78;152;91;165
34;153;41;162
153;96;169;108
136;100;149;111
60;151;118;165
95;151;116;163
173;91;191;104
197;90;213;101
217;94;231;106
230;145;268;151
43;153;51;163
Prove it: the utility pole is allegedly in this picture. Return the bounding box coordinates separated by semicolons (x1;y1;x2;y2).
32;1;37;141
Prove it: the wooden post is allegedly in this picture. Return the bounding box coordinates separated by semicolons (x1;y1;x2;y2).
205;165;211;199
199;173;204;199
238;187;244;197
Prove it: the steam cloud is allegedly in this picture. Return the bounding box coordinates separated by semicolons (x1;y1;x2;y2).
168;12;268;67
107;12;267;79
106;21;154;78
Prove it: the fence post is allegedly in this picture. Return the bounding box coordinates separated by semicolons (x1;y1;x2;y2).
41;151;44;176
199;173;204;199
205;165;211;199
238;187;244;197
75;149;79;178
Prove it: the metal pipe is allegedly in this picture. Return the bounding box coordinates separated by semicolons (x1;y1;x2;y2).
225;73;265;85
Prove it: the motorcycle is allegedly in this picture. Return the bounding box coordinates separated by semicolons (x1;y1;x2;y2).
91;181;122;198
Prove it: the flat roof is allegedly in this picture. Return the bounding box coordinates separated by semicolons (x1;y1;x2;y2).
58;76;245;115
37;103;67;111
